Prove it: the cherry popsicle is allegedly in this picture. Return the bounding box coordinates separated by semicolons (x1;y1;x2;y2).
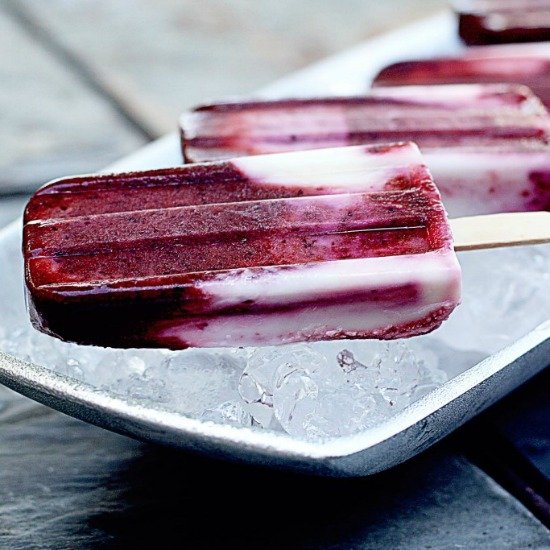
373;43;550;108
24;143;461;349
454;0;550;45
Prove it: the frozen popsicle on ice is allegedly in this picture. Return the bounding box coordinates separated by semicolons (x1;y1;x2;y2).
180;84;550;216
454;0;550;45
373;42;550;108
24;143;462;349
181;84;548;161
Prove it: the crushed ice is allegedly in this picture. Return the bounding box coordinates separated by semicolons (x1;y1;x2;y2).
0;228;548;440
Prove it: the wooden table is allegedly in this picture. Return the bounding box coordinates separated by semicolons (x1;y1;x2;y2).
0;1;548;546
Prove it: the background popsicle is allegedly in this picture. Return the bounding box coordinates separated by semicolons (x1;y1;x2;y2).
180;84;550;216
454;0;550;45
373;43;550;108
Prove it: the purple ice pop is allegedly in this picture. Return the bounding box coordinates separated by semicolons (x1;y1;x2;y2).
180;84;550;216
373;43;550;108
24;143;461;349
454;0;550;45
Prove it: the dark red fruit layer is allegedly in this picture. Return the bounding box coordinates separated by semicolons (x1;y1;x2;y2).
25;190;434;286
459;14;550;45
29;281;440;349
187;126;549;157
374;59;550;107
190;89;537;112
25;162;416;223
25;164;251;222
528;169;550;209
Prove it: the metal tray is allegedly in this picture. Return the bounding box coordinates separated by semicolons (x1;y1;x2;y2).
0;11;548;477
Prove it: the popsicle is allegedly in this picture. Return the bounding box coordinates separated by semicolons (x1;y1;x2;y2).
454;0;550;45
24;143;462;349
181;83;548;161
180;84;550;216
373;42;550;108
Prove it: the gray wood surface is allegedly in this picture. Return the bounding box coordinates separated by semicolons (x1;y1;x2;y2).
0;7;145;193
12;0;445;129
0;383;548;549
488;371;550;478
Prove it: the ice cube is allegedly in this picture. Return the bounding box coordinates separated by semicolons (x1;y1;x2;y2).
270;341;449;439
437;245;550;354
154;351;246;415
239;344;337;428
122;372;168;402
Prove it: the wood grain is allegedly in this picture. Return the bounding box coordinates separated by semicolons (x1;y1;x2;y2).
0;386;548;547
0;7;145;194
10;0;446;129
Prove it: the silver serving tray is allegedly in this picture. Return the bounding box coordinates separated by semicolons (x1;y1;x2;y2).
0;11;548;476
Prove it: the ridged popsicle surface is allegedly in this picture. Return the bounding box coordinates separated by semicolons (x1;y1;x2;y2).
180;84;550;216
24;143;461;349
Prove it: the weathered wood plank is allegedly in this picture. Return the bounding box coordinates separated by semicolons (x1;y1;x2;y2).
0;7;146;193
488;370;550;479
11;0;445;133
0;391;547;548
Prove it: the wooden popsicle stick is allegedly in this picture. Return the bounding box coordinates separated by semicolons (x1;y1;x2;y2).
451;211;550;252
